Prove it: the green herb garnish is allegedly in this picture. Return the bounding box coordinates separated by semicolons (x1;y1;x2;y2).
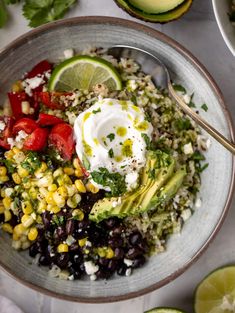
21;151;41;174
108;148;114;158
174;118;191;131
201;103;208;112
2;159;16;174
92;108;101;114
107;133;115;142
173;84;186;94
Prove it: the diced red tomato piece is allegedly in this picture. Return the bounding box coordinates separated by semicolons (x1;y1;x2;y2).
0;117;14;150
23;128;49;151
49;123;75;160
26;60;52;79
34;92;72;110
37;113;64;127
8;92;28;120
13;118;38;135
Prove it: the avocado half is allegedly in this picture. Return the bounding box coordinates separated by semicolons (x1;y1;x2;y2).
114;0;193;23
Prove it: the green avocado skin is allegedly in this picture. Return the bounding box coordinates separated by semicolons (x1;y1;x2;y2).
114;0;193;23
89;151;186;223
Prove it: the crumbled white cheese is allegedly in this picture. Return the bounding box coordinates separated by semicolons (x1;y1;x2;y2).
86;240;92;247
195;197;202;208
0;120;6;131
125;268;132;277
66;235;76;246
90;274;97;281
5;188;14;197
15;130;28;143
124;258;133;267
7;137;15;148
181;209;192;222
31;212;37;220
183;142;193;155
125;171;138;191
183;94;191;104
84;261;99;275
63;49;74;59
65;111;77;125
127;79;138;91
112;196;122;208
22;75;45;96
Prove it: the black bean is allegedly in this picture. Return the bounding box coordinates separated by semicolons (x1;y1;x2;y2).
0;213;4;224
108;236;123;248
68;266;82;279
104;217;119;229
126;247;142;259
96;269;112;280
39;254;51;266
56;253;70;269
71;253;83;266
42;211;51;229
114;247;124;260
129;231;142;246
54;226;66;241
78;219;91;230
111;226;124;236
4;181;15;188
117;264;127;276
9;214;19;227
70;243;80;252
29;243;40;257
132;256;146;269
79;263;86;274
98;258;109;267
66;219;75;235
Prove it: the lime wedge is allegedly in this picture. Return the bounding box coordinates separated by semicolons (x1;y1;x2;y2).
195;266;235;313
48;55;122;92
145;308;186;313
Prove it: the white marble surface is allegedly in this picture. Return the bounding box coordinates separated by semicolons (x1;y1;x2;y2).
0;1;235;312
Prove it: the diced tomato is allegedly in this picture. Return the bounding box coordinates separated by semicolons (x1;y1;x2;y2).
23;128;49;151
26;60;52;79
34;92;72;110
0;117;14;150
13;118;38;135
8;92;28;120
37;113;64;127
49;123;75;160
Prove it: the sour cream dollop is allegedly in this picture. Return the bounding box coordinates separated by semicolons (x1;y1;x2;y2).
74;98;153;190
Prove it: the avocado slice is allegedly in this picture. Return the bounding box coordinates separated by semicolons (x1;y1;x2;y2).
89;150;177;223
114;0;193;23
128;0;185;14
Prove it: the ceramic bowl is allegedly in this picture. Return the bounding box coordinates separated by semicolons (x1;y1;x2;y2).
212;0;235;56
0;16;234;303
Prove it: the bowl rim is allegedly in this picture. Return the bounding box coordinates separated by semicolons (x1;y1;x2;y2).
0;15;234;303
212;0;235;57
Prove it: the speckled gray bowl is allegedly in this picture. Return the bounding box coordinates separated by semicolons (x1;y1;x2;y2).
0;16;234;303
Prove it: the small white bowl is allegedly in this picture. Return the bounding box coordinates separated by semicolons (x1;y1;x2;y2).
212;0;235;56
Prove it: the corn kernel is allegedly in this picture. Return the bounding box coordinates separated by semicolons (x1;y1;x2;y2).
53;191;65;207
45;191;56;205
28;188;38;200
75;180;86;193
37;174;53;187
22;241;31;250
57;243;69;253
2;223;13;234
3;197;12;209
5;187;14;197
72;209;84;221
78;238;87;247
63;167;74;176
48;184;57;192
97;247;106;258
0;204;4;214
66;184;77;197
36;215;43;224
4;210;12;222
0;189;5;198
28;227;38;241
21;101;30;114
12;80;22;92
13;232;20;241
0;176;9;183
39;187;48;198
106;247;114;259
17;165;29;178
57;186;68;197
5;150;14;159
53;168;63;178
73;158;81;169
22;201;33;214
49;206;61;214
12;173;21;184
21;214;34;228
13;223;27;236
86;182;99;194
37;200;47;213
12;240;21;250
35;162;48;177
74;168;83;178
0;166;7;176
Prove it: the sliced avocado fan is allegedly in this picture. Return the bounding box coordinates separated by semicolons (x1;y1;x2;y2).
89;150;187;223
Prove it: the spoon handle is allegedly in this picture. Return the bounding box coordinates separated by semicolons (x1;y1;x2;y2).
168;83;235;154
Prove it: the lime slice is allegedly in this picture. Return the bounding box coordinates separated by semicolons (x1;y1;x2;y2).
48;55;122;92
195;266;235;313
145;308;186;313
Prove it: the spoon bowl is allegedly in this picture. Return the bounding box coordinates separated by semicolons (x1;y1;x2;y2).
108;45;235;154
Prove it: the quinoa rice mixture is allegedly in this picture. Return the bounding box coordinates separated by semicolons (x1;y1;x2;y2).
0;48;209;281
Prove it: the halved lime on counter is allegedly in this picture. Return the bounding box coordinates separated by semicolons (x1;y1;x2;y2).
48;55;122;92
195;266;235;313
145;308;186;313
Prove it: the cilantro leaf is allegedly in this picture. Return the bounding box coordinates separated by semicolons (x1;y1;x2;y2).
91;168;127;197
201;103;208;112
22;0;77;28
21;151;41;174
173;84;186;94
92;108;101;114
0;0;8;28
174;118;191;131
107;133;115;142
188;93;196;108
108;148;114;158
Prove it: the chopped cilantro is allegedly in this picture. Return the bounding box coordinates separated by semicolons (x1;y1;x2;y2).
92;108;101;114
107;133;115;142
2;159;15;174
188;93;196;108
52;215;65;226
21;151;41;174
108;148;114;158
130;95;137;104
201;103;208;112
141;133;152;150
195;162;209;173
91;168;127;197
148;169;156;179
174;118;191;131
191;151;205;161
173;84;186;94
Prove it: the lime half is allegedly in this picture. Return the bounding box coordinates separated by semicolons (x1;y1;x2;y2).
195;266;235;313
48;55;122;92
145;308;186;313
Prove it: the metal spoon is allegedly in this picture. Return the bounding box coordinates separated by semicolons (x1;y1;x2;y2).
108;45;235;154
